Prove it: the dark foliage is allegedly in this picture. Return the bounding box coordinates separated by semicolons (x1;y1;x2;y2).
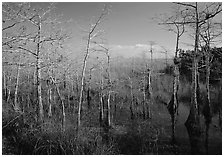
178;47;222;84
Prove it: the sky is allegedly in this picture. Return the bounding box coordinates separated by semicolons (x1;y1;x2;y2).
37;2;222;58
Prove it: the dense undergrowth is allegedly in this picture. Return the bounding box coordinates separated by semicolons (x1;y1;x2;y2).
2;73;222;155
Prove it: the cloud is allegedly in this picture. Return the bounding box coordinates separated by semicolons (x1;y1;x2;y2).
110;44;135;49
135;44;150;49
108;44;173;58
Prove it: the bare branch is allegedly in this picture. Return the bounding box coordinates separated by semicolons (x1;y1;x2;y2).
174;2;196;9
17;46;37;56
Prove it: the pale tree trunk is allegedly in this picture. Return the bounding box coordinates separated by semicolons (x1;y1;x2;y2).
129;77;134;119
170;32;181;143
99;66;104;126
77;50;89;128
14;54;21;112
77;5;108;129
147;68;152;119
7;76;11;103
142;74;146;120
185;3;201;154
106;51;112;127
47;81;52;118
36;17;44;122
107;91;111;126
3;71;7;100
146;43;154;119
203;45;212;154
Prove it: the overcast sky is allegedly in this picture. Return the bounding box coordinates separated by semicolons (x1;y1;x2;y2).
44;2;221;58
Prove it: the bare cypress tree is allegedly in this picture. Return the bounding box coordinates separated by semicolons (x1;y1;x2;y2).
173;2;221;154
158;2;221;147
3;3;69;122
199;8;222;154
159;17;185;143
77;5;109;128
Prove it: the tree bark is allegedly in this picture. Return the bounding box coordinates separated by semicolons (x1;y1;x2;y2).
106;51;111;127
77;33;90;128
185;3;201;154
36;16;44;122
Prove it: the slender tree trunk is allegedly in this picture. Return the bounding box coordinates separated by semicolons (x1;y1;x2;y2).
14;54;21;112
169;34;180;143
106;51;112;127
107;91;111;126
185;3;201;154
99;93;104;126
77;33;91;128
7;76;11;103
36;17;44;122
48;85;52;118
130;79;134;119
203;44;212;154
3;71;7;100
142;79;146;120
147;68;152;119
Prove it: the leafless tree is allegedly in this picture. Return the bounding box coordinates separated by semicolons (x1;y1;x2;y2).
77;5;109;128
199;5;222;154
2;2;69;122
172;2;221;153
